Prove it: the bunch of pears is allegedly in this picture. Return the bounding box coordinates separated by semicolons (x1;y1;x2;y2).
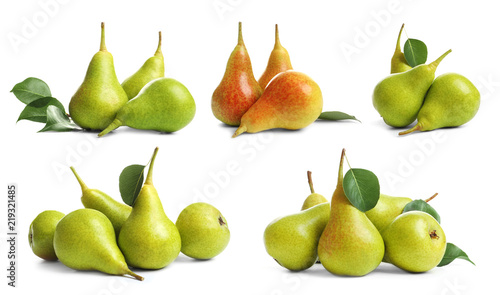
212;22;323;137
68;22;196;136
264;149;451;275
29;147;230;280
373;24;480;135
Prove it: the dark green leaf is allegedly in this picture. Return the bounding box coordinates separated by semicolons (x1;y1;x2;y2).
11;77;52;104
18;97;66;123
318;111;361;122
343;168;380;212
38;106;79;132
403;199;441;223
404;39;428;67
119;165;146;206
438;243;475;267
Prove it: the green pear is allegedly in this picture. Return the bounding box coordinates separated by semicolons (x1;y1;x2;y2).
54;208;143;280
175;202;230;260
121;31;165;100
69;22;128;130
399;73;480;135
98;77;196;137
382;211;446;273
390;24;412;74
264;202;330;271
318;149;384;276
118;147;181;269
301;171;328;210
373;49;452;127
29;210;65;261
70;166;131;237
365;194;412;232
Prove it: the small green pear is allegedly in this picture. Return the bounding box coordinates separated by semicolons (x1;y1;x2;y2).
301;171;328;210
118;147;181;269
121;31;165;100
70;166;131;237
365;194;412;232
98;78;196;137
382;211;446;273
390;24;412;74
175;202;230;260
399;73;480;135
373;49;452;128
264;202;330;271
54;209;143;280
29;210;65;261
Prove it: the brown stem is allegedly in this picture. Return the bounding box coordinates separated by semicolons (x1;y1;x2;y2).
425;193;438;203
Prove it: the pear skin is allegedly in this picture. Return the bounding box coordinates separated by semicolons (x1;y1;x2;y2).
121;31;165;99
212;22;263;126
365;194;412;232
258;24;293;89
301;171;328;210
69;22;128;131
317;149;384;276
232;71;322;137
399;73;480;135
29;210;65;261
390;24;412;74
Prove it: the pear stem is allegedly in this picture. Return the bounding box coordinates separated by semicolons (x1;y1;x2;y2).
98;119;123;137
155;31;162;56
69;166;88;191
232;125;247;138
145;147;159;185
425;193;438;203
395;23;404;52
100;22;107;51
307;171;315;193
126;269;144;281
399;123;422;136
428;49;452;71
274;24;282;48
237;22;244;46
338;149;346;184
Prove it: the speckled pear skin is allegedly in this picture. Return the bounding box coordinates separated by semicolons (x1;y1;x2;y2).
69;22;128;131
390;24;412;74
212;22;263;126
258;24;293;89
29;210;65;261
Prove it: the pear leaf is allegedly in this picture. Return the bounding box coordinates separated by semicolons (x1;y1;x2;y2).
119;164;146;206
318;111;361;122
11;77;52;104
402;199;441;223
38;106;80;132
18;97;66;123
343;168;380;212
438;243;475;267
404;39;428;67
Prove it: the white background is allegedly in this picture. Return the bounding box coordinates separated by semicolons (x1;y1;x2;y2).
1;0;499;294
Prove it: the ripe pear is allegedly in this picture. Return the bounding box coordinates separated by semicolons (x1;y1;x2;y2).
382;211;446;272
232;71;323;137
118;147;181;269
318;149;384;276
54;208;143;280
399;73;480;135
301;171;328;210
264;202;330;271
365;194;412;232
373;49;452;127
175;202;230;260
70;166;131;236
212;22;263;126
121;31;165;99
29;210;65;261
69;22;128;130
390;24;412;74
258;24;293;89
98;77;196;137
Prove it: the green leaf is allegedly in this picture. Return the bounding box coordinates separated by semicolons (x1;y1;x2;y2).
38;105;79;132
318;111;361;122
343;168;380;212
11;77;52;104
404;39;428;67
17;97;66;123
438;243;475;267
402;199;441;223
119;164;146;206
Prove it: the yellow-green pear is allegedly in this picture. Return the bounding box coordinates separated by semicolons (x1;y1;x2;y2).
29;210;65;261
301;171;328;210
365;194;412;232
390;24;412;74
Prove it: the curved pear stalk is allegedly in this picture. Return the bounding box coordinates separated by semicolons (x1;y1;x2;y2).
390;24;412;74
258;24;293;89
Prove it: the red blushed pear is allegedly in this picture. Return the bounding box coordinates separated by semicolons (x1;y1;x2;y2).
258;24;293;89
232;71;322;138
212;22;263;126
